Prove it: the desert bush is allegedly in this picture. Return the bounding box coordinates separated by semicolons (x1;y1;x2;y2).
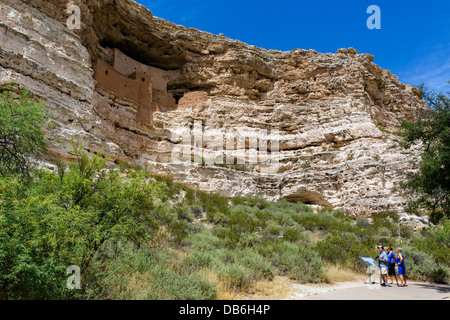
218;263;253;292
182;251;216;272
290;210;353;233
186;230;225;252
264;220;283;237
283;226;305;242
402;246;449;283
378;227;392;237
413;220;450;265
190;205;203;218
399;225;414;238
0;84;48;178
256;241;325;283
314;232;376;271
88;243;217;300
0;147;177;299
235;249;274;281
232;195;268;210
238;232;262;248
370;212;399;235
355;216;371;228
197;191;230;221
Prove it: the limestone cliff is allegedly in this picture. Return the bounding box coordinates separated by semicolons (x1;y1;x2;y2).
0;0;428;223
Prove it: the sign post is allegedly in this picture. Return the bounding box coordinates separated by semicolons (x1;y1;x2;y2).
359;256;380;285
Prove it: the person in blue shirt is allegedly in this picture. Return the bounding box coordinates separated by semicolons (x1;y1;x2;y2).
377;245;389;286
396;248;408;287
387;246;399;286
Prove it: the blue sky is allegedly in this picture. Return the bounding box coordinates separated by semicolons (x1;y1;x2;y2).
136;0;450;92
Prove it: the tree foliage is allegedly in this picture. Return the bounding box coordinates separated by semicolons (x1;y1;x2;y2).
0;83;48;178
399;83;450;223
0;147;169;299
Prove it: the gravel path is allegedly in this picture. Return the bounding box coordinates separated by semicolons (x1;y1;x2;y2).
292;281;450;300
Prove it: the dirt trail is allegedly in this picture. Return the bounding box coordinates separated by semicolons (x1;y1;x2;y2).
292;281;450;300
234;276;449;300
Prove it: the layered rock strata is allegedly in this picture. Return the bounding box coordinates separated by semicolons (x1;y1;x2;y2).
0;0;427;223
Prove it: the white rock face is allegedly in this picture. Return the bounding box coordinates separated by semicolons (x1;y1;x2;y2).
0;0;428;220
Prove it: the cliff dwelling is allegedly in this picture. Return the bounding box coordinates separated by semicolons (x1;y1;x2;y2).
93;48;178;125
93;48;209;126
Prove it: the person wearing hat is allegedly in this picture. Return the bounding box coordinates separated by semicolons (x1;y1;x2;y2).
377;245;389;286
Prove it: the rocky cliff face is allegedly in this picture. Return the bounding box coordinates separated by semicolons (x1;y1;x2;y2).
0;0;428;222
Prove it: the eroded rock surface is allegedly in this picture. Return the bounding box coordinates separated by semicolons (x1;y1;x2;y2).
0;0;428;221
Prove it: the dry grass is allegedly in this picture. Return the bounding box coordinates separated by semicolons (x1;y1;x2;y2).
125;273;151;299
201;271;234;300
172;248;187;259
230;276;293;300
199;269;292;300
208;264;366;300
325;264;365;283
309;231;323;243
200;271;244;300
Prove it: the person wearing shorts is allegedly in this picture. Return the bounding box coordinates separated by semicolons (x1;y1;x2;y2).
387;246;399;286
377;245;389;286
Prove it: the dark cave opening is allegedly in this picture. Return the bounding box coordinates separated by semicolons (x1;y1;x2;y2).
284;190;332;207
99;38;185;71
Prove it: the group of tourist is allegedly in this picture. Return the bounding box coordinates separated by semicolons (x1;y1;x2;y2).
377;245;408;287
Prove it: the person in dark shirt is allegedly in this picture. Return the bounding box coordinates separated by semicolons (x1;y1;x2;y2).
387;246;399;286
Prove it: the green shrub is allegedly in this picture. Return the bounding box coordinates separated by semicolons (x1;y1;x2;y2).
186;230;225;252
182;251;215;272
399;225;414;238
0;148;175;299
197;191;230;220
88;243;217;300
283;226;305;242
0;84;48;178
288;248;325;283
355;216;371;228
235;249;274;281
168;218;193;245
218;263;253;292
428;266;450;284
238;233;262;248
145;265;217;300
413;221;450;265
190;205;203;218
257;241;326;283
314;232;376;271
264;220;283;237
378;227;392;237
402;246;449;283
